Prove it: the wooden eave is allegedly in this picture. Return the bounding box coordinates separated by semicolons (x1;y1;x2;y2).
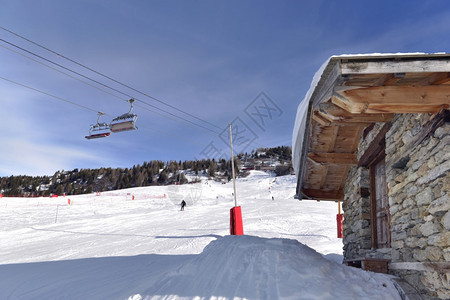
296;54;450;202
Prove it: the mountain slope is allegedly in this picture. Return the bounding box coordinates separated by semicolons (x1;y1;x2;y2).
0;171;401;299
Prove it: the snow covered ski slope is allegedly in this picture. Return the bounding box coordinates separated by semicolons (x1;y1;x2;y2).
0;171;401;299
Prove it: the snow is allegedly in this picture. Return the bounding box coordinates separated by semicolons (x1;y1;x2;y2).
0;171;401;299
292;57;330;178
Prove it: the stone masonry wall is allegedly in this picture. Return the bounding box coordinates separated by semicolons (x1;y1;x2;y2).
343;123;389;260
343;113;449;299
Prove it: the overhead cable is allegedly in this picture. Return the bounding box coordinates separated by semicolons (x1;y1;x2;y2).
0;42;218;137
0;26;223;130
0;38;220;135
0;75;204;145
0;75;97;113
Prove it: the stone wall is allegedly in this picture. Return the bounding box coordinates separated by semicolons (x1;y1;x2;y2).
342;113;449;299
343;122;389;260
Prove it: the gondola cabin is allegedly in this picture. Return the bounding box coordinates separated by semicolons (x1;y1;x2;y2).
109;113;138;132
110;99;138;133
85;131;111;139
85;112;111;140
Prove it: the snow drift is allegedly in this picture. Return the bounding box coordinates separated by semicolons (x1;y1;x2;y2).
144;235;400;300
1;235;400;300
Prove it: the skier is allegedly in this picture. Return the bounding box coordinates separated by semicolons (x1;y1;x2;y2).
180;200;186;211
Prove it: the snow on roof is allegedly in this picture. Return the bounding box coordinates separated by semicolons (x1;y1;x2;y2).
292;57;330;179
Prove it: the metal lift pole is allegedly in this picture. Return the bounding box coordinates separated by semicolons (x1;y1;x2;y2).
229;123;237;207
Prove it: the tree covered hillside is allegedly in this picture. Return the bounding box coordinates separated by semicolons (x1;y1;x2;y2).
0;146;292;197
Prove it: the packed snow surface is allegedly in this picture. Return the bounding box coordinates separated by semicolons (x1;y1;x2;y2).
0;171;400;299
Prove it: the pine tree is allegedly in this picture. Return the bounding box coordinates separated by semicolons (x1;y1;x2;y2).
208;159;217;177
158;170;168;185
194;162;199;175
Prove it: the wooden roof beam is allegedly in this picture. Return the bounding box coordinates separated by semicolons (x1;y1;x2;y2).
417;72;450;85
317;102;394;123
332;86;450;114
371;74;395;86
328;125;340;152
308;152;357;165
302;188;344;201
318;165;329;190
331;93;366;114
339;86;450;106
432;72;450;84
382;73;405;85
364;104;446;114
312;111;331;126
340;59;450;75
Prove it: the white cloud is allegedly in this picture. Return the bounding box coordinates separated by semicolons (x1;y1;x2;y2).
1;138;103;176
0;85;105;176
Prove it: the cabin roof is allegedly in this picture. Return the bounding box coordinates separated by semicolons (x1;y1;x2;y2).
293;53;450;201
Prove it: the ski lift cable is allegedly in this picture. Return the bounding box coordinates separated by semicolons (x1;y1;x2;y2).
0;75;98;113
134;98;221;135
0;42;219;136
0;38;221;135
0;38;136;99
137;123;203;146
0;42;128;102
0;75;205;146
0;26;223;131
0;41;218;136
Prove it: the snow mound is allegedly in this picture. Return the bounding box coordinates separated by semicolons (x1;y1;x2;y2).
140;235;400;300
0;236;400;300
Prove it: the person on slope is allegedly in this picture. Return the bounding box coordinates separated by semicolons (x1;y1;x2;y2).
180;200;186;211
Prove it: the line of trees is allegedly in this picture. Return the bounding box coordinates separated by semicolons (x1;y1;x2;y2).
0;146;291;197
0;158;242;197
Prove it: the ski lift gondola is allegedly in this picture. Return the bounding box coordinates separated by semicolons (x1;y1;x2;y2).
85;112;111;139
110;99;138;133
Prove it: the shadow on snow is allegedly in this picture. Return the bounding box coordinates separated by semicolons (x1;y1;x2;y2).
0;235;397;300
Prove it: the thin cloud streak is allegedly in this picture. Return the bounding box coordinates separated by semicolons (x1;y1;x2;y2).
1;138;104;176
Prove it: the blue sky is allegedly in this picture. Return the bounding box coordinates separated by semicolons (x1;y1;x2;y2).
1;0;449;176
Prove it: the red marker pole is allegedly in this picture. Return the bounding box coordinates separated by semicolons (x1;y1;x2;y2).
337;200;343;238
229;123;243;235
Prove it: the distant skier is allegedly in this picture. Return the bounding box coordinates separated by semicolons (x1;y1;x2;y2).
180;200;186;211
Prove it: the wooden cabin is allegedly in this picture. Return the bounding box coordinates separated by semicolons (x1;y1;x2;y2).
292;53;449;299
